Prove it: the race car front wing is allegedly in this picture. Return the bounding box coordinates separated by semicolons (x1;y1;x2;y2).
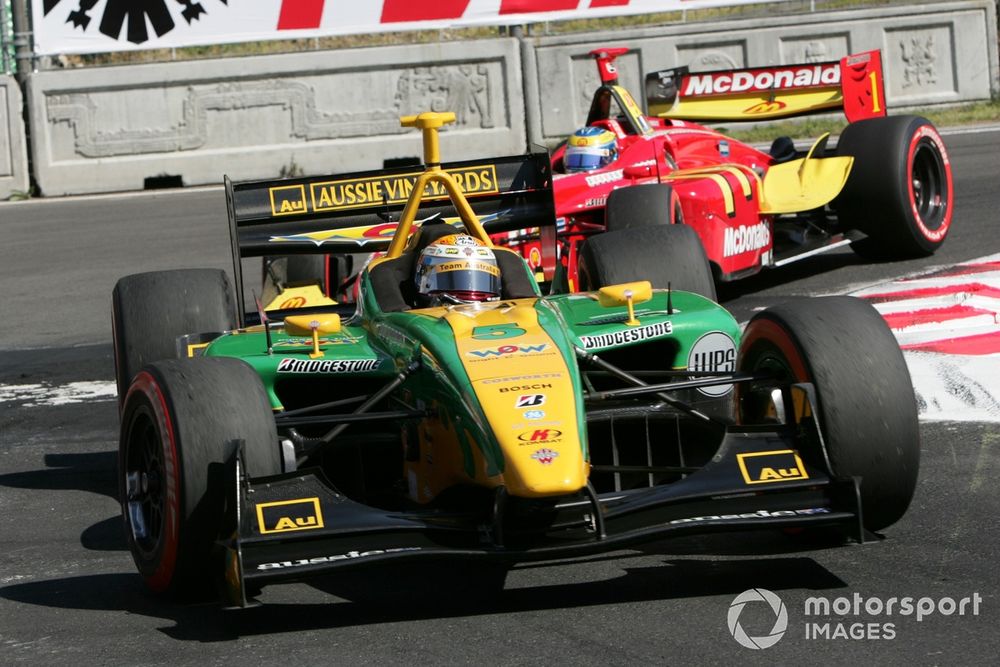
215;408;864;607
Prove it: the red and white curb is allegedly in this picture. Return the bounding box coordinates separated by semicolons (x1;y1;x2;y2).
850;254;1000;422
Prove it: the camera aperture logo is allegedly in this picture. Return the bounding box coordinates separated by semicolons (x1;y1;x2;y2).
728;588;788;649
728;589;983;647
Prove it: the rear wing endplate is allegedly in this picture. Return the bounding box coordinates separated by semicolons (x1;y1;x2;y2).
645;50;887;123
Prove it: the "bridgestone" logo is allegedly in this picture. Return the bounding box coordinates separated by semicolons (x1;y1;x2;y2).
724;222;770;257
277;358;381;373
580;321;673;349
683;64;840;96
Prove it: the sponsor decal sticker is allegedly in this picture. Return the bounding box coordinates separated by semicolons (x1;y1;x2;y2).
523;410;545;420
270;184;308;216
724;221;771;257
467;343;549;359
256;497;324;534
669;507;830;524
531;448;560;465
580;321;673;350
515;394;545;408
309;165;498;213
277;358;381;373
744;100;787;115
498;383;552;393
737;450;809;485
683;64;840;97
257;547;422;571
585;169;624;187
279;296;307;309
482;373;562;385
517;428;563;444
687;331;736;396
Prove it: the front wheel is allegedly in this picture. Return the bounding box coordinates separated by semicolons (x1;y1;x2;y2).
119;358;281;598
737;296;919;532
835;115;953;258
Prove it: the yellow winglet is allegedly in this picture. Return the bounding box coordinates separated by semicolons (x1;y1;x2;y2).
760;133;854;214
284;314;342;358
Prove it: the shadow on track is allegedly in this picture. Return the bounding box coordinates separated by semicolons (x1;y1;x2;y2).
0;450;117;501
0;531;847;642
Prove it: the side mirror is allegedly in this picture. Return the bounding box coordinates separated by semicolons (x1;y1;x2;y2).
623;164;653;179
598;281;652;326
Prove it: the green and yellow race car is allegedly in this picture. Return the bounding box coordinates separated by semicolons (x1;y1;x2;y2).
112;112;919;606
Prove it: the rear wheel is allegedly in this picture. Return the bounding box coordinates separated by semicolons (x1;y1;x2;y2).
737;296;919;531
835;115;952;258
578;225;716;300
605;183;681;232
119;358;281;598
112;269;236;403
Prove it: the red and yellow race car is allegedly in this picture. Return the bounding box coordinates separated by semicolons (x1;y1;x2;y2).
503;47;953;293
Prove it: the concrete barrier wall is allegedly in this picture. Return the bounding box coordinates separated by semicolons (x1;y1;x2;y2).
523;0;999;145
1;74;28;199
16;0;1000;196
26;39;525;196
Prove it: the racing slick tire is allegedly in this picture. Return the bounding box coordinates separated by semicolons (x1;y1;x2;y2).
737;296;919;532
604;183;682;232
119;358;281;598
578;225;717;301
112;269;237;404
834;115;952;259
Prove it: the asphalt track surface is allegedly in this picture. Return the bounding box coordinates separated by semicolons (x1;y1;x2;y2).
1;128;999;665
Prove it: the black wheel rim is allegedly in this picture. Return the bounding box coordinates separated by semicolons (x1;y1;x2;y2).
124;408;165;558
911;139;948;232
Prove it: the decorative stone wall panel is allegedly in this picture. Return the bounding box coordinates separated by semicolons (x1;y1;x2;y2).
0;76;29;199
27;40;523;196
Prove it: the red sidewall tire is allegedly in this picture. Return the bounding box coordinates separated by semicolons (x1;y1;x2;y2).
120;371;182;593
905;125;953;245
737;297;920;532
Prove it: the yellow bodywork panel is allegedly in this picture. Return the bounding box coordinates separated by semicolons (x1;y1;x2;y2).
653;88;842;122
264;284;337;312
410;301;588;499
760;134;854;214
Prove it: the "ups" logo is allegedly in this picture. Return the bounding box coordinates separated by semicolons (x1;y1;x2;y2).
737;449;809;485
269;184;308;216
256;497;324;534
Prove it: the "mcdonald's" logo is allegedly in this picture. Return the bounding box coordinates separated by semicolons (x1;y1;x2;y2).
280;296;308;309
743;100;787;115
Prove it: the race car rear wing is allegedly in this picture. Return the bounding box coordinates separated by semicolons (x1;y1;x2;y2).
224;151;554;317
644;49;888;123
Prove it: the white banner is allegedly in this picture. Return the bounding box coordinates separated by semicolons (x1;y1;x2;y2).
33;0;785;56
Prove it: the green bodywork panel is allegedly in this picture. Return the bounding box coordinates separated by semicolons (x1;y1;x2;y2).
202;274;740;482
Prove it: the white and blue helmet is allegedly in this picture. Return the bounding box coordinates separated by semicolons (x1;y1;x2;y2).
564;126;618;172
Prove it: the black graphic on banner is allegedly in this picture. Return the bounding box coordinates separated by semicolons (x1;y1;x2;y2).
48;0;227;45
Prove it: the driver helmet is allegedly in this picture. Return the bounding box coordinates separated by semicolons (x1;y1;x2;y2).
415;234;501;304
564;126;618;172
